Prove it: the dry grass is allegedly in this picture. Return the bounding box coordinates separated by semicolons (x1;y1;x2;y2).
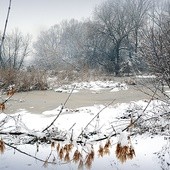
0;68;48;92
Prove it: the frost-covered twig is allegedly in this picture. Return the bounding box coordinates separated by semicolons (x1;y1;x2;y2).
90;86;159;142
42;85;76;132
4;142;56;165
78;100;115;139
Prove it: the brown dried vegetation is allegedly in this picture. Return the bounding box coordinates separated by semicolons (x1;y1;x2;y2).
73;150;82;163
115;143;135;163
0;139;5;154
7;87;16;96
85;150;95;169
64;143;73;153
64;151;70;162
98;140;111;157
0;103;5;111
59;147;64;160
78;159;84;170
51;141;55;150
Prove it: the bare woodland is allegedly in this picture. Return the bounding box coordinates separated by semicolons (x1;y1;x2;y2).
0;0;170;88
0;0;170;169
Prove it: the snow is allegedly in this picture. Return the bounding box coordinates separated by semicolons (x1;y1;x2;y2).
0;80;169;170
136;75;157;79
52;81;128;93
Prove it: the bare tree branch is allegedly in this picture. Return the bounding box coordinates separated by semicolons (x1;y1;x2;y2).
0;0;12;68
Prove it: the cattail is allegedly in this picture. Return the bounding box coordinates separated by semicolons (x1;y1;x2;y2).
0;139;5;154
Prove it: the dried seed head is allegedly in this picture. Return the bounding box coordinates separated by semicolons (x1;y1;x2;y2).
73;150;81;163
56;143;60;152
115;143;121;157
7;87;16;96
85;151;94;170
103;140;111;156
63;143;73;153
105;139;111;148
116;143;129;163
51;141;55;149
104;147;110;155
116;142;135;163
127;146;135;160
0;103;5;112
78;159;84;170
59;147;64;160
98;145;104;157
43;160;48;168
0;139;5;154
64;152;70;162
68;143;73;152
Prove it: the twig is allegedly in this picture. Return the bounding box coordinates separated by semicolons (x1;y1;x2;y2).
90;84;159;142
0;131;36;137
0;0;12;68
4;142;56;164
1;93;15;104
42;85;76;132
69;123;76;131
78;100;115;138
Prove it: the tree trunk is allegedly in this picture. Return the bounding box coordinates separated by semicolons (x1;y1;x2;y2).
114;43;120;76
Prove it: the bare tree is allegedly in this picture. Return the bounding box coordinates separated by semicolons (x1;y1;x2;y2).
141;1;170;87
1;29;31;70
93;0;137;75
33;25;62;70
92;0;151;75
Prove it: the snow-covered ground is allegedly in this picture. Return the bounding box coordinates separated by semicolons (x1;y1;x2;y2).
0;81;170;170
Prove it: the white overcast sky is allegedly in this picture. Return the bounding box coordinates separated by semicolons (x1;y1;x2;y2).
0;0;106;39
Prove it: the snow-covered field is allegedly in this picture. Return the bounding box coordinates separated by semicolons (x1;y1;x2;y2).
0;81;170;170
